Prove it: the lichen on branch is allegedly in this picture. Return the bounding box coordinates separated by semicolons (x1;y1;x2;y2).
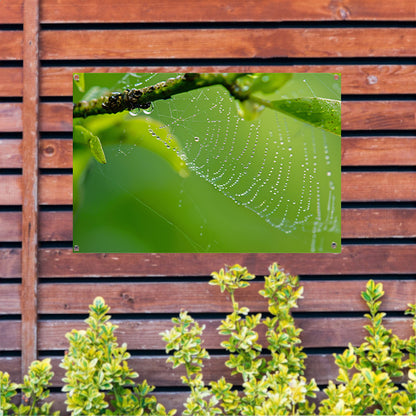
73;73;249;118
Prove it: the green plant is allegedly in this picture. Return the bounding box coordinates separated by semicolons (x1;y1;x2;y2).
161;263;318;416
60;296;174;416
319;280;416;415
162;264;415;416
0;358;58;416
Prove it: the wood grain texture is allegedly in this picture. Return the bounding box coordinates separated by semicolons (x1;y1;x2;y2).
0;321;21;350
341;208;416;238
0;139;72;169
3;171;415;205
341;172;416;202
2;138;415;169
36;246;416;277
342;137;416;166
2;0;415;23
1;208;414;242
0;284;21;314
2;246;415;278
37;280;416;314
2;100;414;133
40;29;415;60
0;31;22;60
33;65;416;96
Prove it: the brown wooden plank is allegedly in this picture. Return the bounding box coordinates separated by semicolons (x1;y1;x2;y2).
0;103;22;132
36;246;416;277
342;137;416;166
4;171;415;206
2;137;415;170
0;139;72;169
0;31;23;60
342;172;416;202
39;0;416;23
0;321;21;350
342;101;416;130
0;0;23;24
0;357;22;383
40;29;415;60
0;68;23;97
21;0;40;377
6;208;416;243
37;280;416;314
4;0;415;24
37;316;413;352
3;208;415;243
0;284;21;314
0;211;72;242
342;208;416;238
2;245;415;279
40;101;416;132
0;175;72;205
38;65;416;96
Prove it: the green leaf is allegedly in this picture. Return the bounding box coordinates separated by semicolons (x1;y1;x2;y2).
269;97;341;135
74;73;85;93
73;125;107;164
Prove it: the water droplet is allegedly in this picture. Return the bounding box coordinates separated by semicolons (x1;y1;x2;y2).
142;103;154;115
129;108;141;117
327;171;332;176
195;137;200;142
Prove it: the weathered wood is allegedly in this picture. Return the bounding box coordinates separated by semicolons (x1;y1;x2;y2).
0;284;21;314
37;280;416;314
40;29;415;60
342;172;416;202
2;246;415;279
0;139;72;169
0;321;21;350
3;138;415;170
7;64;408;96
2;100;414;133
2;0;415;24
342;101;415;130
1;172;415;206
342;137;416;166
37;246;416;277
0;31;22;60
342;208;416;238
40;0;416;22
4;208;414;242
21;0;40;377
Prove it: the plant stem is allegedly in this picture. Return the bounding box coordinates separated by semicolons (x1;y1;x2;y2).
73;73;249;118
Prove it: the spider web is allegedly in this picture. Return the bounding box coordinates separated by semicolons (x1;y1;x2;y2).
80;73;341;252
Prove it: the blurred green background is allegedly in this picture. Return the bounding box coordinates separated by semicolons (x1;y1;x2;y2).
73;73;341;253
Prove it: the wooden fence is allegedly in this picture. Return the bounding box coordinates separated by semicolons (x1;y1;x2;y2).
0;0;415;413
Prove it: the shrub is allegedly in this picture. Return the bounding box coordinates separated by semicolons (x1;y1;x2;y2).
0;264;414;415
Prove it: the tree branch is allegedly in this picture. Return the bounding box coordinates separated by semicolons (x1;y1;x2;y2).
73;73;249;118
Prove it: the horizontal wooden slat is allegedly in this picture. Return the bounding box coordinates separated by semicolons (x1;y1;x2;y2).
342;101;415;130
2;101;414;133
3;171;415;205
1;208;414;242
2;246;415;279
2;0;415;24
2;138;415;169
40;29;415;60
341;208;416;238
36;246;416;276
41;0;416;22
0;284;21;314
342;137;416;166
342;172;416;202
2;65;414;97
37;280;416;314
0;139;73;168
0;175;72;205
0;321;20;350
0;31;22;60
